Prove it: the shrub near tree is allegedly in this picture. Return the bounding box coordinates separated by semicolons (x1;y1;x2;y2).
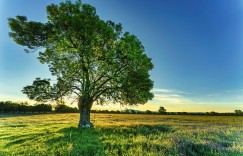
8;0;154;127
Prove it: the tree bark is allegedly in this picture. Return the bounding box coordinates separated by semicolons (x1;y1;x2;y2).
78;96;93;127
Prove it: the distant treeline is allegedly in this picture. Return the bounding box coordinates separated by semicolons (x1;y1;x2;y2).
0;101;79;113
111;109;243;116
0;101;242;116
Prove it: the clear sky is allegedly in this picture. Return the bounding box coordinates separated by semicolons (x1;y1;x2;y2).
1;0;243;112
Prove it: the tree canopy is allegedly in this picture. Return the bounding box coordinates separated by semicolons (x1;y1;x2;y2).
8;0;154;127
158;106;166;114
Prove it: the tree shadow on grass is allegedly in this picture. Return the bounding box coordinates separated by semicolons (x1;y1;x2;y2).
99;124;174;137
3;132;45;155
46;126;105;155
4;135;39;148
2;123;242;155
2;127;104;155
45;124;174;155
98;124;175;155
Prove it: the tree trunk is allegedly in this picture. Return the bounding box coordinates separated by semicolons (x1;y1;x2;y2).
78;97;93;127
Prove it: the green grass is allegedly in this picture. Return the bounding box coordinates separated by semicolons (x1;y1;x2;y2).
0;114;243;155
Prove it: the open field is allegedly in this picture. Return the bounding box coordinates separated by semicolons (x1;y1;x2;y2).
0;114;243;155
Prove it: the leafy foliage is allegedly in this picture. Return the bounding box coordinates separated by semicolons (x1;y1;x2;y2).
235;109;243;115
8;0;154;107
22;78;52;102
55;104;79;113
158;106;166;114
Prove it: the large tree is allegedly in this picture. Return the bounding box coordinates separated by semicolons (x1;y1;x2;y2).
8;0;154;127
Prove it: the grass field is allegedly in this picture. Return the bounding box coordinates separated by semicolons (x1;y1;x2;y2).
0;113;243;155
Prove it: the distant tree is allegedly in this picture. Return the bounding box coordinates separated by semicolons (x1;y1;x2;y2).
0;101;18;113
55;104;67;113
8;0;153;127
234;109;243;115
0;101;7;113
18;102;29;113
130;109;136;114
181;112;188;115
90;109;97;113
206;111;218;116
124;109;130;114
55;104;79;113
169;112;177;115
158;106;166;114
146;110;152;114
33;104;52;113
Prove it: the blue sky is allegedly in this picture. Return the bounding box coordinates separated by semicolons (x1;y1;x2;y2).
1;0;243;112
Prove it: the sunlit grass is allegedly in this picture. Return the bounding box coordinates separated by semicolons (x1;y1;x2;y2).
0;114;242;155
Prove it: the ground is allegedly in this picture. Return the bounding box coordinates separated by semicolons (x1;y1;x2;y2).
0;113;242;155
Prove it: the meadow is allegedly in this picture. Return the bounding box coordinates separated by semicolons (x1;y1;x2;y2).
0;113;242;156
